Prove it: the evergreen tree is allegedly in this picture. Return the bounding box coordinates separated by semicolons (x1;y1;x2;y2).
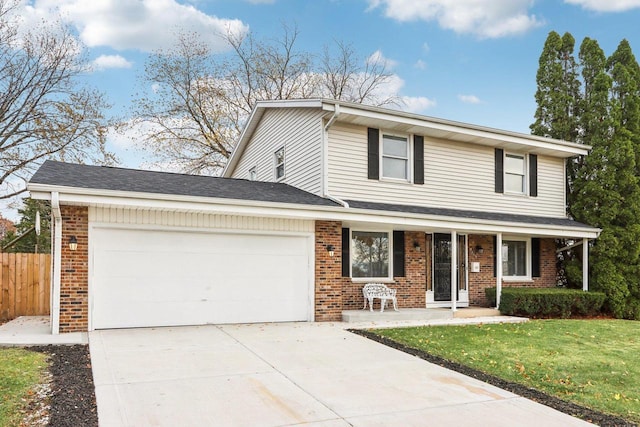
0;199;50;253
540;35;640;319
531;31;582;201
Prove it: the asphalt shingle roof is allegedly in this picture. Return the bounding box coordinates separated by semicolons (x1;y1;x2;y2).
29;161;598;231
29;161;340;207
345;199;596;229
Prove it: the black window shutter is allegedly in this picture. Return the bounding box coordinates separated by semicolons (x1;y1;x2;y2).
341;228;350;277
529;154;538;197
493;235;497;277
367;128;379;180
532;238;541;277
495;148;504;193
413;135;424;184
393;231;405;277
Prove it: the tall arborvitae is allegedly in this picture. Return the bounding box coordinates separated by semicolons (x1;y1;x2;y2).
601;40;640;318
540;35;640;319
531;31;582;198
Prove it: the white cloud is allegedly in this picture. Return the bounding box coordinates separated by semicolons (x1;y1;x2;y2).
367;50;398;69
91;54;133;71
458;94;482;104
368;0;543;38
564;0;640;11
19;0;248;52
414;59;427;70
422;42;430;53
400;96;437;113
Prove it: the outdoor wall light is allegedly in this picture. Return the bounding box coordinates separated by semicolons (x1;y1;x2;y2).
326;244;335;257
475;245;484;254
413;240;421;251
69;236;78;251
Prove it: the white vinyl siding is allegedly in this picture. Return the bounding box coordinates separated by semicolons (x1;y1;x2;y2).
231;108;324;195
89;207;314;233
327;123;567;218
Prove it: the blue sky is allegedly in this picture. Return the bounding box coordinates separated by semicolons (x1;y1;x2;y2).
3;0;640;219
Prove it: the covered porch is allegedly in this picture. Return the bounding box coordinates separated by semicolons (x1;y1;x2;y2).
317;201;601;322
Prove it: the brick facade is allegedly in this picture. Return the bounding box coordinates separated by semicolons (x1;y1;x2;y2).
59;205;89;332
314;222;427;318
468;235;557;306
54;212;560;331
313;225;559;317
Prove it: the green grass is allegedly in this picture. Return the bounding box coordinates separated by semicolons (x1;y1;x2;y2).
374;319;640;423
0;348;49;427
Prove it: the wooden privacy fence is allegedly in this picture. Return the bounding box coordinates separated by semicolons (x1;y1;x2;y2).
0;253;51;321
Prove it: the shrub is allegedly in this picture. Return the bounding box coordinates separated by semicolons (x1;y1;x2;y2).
484;287;606;318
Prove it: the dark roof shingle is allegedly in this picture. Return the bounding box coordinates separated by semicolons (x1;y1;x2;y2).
345;199;596;229
29;161;339;207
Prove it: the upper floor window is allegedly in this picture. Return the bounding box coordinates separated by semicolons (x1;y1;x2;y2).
274;147;285;180
382;134;409;180
249;166;257;181
504;153;526;194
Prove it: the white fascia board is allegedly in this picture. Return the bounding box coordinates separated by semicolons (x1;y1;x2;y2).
29;183;600;239
321;100;589;157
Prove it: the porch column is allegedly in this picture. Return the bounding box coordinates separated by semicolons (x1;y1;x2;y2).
451;230;457;312
582;238;589;291
496;232;503;308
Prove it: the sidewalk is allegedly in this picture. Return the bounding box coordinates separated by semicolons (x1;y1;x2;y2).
0;316;88;346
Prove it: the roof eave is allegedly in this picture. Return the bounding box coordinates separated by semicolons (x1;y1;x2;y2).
29;183;600;239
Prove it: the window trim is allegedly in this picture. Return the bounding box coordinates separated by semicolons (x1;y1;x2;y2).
350;228;394;282
274;146;285;181
501;235;531;281
380;133;412;182
503;152;528;195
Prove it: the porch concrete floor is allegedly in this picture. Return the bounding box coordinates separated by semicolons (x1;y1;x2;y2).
342;307;527;329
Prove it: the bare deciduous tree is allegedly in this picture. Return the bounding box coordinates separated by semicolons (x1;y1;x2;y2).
0;0;114;198
127;24;401;175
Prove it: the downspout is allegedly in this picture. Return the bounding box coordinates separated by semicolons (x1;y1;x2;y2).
322;104;349;208
51;192;62;335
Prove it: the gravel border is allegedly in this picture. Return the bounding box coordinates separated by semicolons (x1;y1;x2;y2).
28;345;98;427
349;328;636;427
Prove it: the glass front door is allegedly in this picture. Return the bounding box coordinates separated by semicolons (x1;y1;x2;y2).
432;233;467;302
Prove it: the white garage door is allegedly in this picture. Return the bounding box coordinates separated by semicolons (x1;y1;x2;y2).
91;227;312;329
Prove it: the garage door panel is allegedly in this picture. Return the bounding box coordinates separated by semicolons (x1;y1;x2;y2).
91;228;312;329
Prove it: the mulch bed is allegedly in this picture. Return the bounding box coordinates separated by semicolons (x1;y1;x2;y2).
349;329;637;427
29;345;99;427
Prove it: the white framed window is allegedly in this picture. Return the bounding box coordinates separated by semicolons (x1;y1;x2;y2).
502;237;531;279
504;153;526;194
351;230;390;279
274;147;285;180
248;166;257;181
381;134;409;180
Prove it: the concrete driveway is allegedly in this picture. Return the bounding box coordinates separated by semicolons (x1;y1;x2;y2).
89;323;592;426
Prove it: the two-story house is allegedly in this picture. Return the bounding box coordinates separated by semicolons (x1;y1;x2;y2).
28;99;599;333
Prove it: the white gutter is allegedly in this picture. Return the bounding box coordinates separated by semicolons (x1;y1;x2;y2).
50;192;62;335
322;103;349;208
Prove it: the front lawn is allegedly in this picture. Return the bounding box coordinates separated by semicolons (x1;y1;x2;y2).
0;348;49;427
374;320;640;423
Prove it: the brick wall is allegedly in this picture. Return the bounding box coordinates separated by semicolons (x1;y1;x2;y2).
315;222;427;318
59;205;89;332
314;220;345;321
468;235;557;306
